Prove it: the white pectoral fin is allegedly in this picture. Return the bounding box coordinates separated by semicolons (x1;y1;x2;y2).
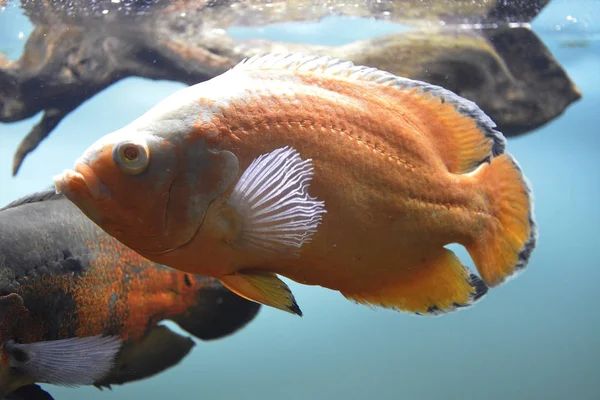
227;146;326;256
5;335;123;387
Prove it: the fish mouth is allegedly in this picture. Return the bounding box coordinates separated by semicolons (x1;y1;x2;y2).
53;161;110;201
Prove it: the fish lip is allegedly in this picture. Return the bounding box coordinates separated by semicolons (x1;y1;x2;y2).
53;161;110;201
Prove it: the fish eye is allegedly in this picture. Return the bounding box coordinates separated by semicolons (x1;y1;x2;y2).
123;145;139;161
114;140;150;175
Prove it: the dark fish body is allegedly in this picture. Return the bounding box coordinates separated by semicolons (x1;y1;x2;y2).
2;384;54;400
0;189;261;397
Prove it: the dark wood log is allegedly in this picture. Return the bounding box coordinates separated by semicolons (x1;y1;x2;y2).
0;0;580;175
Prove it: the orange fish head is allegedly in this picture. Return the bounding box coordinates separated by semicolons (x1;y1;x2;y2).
54;127;241;258
54;130;185;253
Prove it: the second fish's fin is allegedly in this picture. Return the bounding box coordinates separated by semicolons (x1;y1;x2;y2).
172;278;261;341
227;146;326;258
94;325;194;388
340;248;488;315
5;335;123;387
8;384;55;400
220;271;302;316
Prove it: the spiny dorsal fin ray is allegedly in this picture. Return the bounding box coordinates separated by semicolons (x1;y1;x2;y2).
233;53;506;174
0;187;63;212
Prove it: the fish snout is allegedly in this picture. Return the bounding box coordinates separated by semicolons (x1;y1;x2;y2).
53;161;110;201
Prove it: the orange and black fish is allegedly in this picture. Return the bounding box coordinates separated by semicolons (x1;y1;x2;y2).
0;189;261;399
54;52;537;317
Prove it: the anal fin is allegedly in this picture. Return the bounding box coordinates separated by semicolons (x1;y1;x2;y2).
340;249;488;315
219;271;302;316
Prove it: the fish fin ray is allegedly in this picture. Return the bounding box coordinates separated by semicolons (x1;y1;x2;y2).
466;154;537;286
340;249;488;315
410;93;503;174
5;335;123;387
228;146;326;257
233;53;505;172
219;271;302;316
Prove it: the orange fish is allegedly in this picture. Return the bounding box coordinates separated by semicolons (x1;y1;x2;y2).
54;53;537;317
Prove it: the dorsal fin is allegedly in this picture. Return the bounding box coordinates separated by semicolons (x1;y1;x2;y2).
233;53;507;173
0;187;63;212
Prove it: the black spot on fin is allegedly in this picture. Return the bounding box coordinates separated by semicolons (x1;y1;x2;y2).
288;298;303;317
467;273;489;302
416;273;489;316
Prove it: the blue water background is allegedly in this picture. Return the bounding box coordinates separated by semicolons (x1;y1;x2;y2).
1;0;599;398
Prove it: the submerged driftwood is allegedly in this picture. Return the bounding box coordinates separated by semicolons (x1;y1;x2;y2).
0;0;581;176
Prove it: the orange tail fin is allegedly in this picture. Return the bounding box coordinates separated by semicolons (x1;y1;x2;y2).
466;153;537;287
